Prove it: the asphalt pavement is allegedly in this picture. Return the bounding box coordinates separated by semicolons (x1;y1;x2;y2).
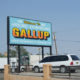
0;73;4;80
1;70;80;80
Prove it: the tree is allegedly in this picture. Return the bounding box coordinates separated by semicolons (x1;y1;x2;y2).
9;48;16;57
0;53;4;57
15;46;29;56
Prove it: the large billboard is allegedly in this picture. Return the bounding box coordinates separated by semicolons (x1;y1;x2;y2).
8;16;52;46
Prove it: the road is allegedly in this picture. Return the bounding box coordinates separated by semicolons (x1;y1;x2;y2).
0;73;4;80
1;71;80;80
15;71;80;80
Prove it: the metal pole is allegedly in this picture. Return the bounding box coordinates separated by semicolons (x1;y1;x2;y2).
42;47;44;59
18;45;20;73
50;46;52;55
7;17;10;64
69;67;71;79
7;45;10;64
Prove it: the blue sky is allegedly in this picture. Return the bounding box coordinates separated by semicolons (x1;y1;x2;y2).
0;0;80;55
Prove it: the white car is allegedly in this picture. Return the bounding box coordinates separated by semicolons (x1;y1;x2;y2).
33;54;80;73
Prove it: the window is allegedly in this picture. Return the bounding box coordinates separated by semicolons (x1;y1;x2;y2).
49;56;68;62
49;56;56;62
40;57;49;63
71;55;80;61
56;56;68;61
40;55;69;63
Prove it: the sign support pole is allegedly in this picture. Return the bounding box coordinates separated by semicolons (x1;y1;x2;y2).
50;46;52;55
18;45;20;73
42;46;44;59
7;17;10;64
7;45;10;64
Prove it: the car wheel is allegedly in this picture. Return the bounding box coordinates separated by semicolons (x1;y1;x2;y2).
21;68;25;72
60;66;66;73
34;67;40;73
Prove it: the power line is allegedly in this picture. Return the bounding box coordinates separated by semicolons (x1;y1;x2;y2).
57;39;80;43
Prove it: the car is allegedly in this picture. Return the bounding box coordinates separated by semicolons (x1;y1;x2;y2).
33;54;80;73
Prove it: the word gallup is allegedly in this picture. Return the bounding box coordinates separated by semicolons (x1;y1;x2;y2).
12;28;50;40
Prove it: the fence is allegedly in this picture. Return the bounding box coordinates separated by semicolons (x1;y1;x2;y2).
4;64;68;80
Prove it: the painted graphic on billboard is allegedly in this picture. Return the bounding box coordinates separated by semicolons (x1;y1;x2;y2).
8;17;52;46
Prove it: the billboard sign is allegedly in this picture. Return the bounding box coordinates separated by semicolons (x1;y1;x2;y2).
8;16;52;46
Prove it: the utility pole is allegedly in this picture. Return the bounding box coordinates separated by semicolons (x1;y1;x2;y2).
38;48;40;61
53;32;58;55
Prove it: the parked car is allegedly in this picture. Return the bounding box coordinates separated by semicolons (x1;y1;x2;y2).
33;54;80;73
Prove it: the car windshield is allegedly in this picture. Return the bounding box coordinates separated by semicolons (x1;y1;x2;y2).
40;57;49;63
71;55;80;61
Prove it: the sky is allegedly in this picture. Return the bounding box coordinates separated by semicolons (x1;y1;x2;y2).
0;0;80;55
